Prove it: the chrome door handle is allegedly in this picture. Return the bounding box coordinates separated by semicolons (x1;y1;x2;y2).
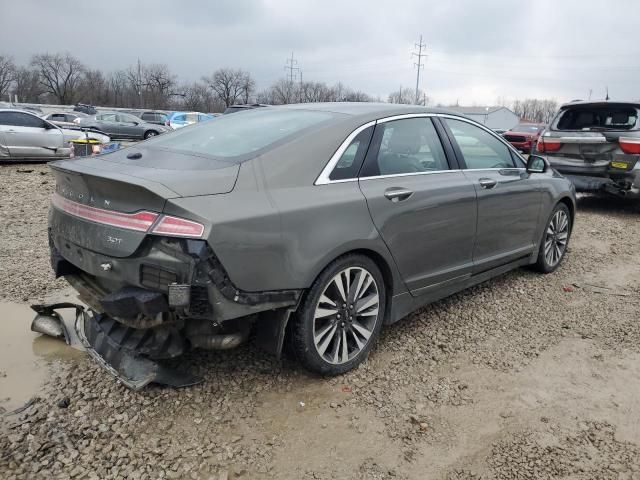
384;187;413;202
479;178;498;189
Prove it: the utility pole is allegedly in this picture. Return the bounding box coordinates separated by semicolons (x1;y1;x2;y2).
412;35;427;105
299;70;303;102
284;52;299;84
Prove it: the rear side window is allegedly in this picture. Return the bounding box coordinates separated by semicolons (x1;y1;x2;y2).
173;114;186;122
445;118;515;169
329;126;373;180
555;106;638;131
361;118;448;177
148;109;335;160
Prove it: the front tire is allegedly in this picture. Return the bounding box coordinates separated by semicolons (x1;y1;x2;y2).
533;203;571;273
144;130;158;139
291;254;386;375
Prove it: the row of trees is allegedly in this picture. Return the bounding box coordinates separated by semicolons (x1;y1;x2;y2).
510;98;559;124
0;52;561;119
0;52;374;112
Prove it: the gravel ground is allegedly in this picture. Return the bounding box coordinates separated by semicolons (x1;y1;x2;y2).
1;163;639;479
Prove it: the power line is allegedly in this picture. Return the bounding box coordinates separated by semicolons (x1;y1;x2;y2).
412;35;427;105
284;52;300;84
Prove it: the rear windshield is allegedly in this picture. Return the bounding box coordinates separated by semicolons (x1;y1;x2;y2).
148;108;335;160
555;106;638;131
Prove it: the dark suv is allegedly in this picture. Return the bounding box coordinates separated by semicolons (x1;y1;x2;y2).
536;101;640;197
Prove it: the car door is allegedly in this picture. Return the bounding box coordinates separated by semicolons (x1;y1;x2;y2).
358;116;478;295
0;111;63;158
117;114;144;138
94;113;120;136
441;117;542;273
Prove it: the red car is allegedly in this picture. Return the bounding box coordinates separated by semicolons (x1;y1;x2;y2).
503;123;546;153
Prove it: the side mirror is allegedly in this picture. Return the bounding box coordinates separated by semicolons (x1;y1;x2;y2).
526;155;547;173
43;122;56;130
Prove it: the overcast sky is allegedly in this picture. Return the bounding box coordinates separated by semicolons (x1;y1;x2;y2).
2;0;639;105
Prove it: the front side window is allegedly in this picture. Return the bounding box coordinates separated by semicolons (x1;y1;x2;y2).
13;112;46;128
445;118;515;169
118;114;139;124
329;126;373;180
98;114;117;123
361;117;448;177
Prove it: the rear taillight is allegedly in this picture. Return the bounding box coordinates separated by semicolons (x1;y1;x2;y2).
52;193;204;238
52;193;158;232
151;215;205;237
537;137;561;153
618;137;640;154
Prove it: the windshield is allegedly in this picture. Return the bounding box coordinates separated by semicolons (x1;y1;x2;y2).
147;108;336;160
555;106;638;131
511;124;541;133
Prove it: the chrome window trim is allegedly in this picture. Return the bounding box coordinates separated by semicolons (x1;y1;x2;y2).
359;169;461;181
314;120;376;185
315;112;528;185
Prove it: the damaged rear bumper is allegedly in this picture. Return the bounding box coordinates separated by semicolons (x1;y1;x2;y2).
31;303;202;390
546;156;640;197
49;233;302;326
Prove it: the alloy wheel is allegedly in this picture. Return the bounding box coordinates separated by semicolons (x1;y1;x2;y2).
544;209;569;267
313;267;380;365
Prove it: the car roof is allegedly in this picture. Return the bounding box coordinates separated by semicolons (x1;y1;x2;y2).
559;100;640;109
0;108;40;115
265;102;456;123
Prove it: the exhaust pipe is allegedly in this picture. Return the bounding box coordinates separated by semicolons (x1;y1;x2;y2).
189;329;250;350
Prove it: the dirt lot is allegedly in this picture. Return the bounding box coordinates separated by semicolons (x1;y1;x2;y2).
1;163;639;480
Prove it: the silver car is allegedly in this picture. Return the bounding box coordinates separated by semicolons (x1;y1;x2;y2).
0;109;109;160
42;103;575;388
42;111;88;128
79;112;169;140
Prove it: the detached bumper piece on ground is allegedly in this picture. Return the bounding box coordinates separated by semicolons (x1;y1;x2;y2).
31;302;203;390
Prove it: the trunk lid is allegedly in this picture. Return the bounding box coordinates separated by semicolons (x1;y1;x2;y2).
49;147;239;258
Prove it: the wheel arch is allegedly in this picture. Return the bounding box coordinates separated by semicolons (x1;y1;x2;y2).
557;195;576;233
305;247;401;325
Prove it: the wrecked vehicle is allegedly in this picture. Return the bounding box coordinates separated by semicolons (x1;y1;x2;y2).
0;109;109;161
39;103;576;389
536;101;640;197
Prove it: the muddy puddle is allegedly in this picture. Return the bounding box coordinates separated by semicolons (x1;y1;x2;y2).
0;302;84;413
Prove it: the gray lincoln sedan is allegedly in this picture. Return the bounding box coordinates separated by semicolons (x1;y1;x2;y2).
42;103;575;388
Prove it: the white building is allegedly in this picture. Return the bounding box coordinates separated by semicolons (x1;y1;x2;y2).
445;106;520;130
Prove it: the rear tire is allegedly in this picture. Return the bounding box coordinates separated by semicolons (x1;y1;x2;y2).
533;203;571;273
144;130;158;139
290;254;386;375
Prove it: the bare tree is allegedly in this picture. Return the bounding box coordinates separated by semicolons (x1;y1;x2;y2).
143;63;176;108
0;55;16;100
388;87;425;105
12;67;44;103
512;98;558;123
31;52;85;104
77;69;109;105
205;68;254;107
179;81;222;112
